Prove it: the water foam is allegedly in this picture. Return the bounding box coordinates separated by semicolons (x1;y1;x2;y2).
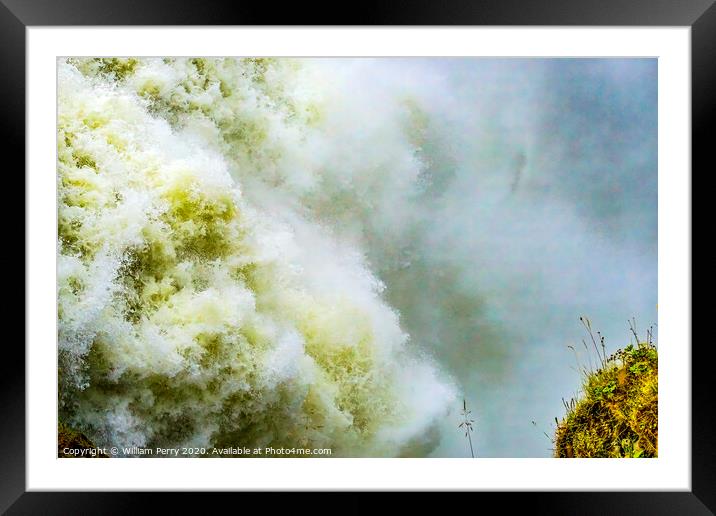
58;58;456;457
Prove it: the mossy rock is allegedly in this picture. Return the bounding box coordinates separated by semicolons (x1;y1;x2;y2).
58;422;107;458
554;342;658;458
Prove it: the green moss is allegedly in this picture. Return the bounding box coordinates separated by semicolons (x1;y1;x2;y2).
58;421;106;458
554;341;658;458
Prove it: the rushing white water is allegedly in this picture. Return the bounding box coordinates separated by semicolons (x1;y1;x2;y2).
57;57;459;456
57;57;657;457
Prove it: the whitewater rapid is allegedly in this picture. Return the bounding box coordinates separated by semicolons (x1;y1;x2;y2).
57;57;456;457
58;57;657;458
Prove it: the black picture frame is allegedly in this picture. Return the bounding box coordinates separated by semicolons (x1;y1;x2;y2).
5;0;709;513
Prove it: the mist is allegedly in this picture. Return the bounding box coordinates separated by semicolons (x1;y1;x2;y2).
326;58;658;457
57;57;657;457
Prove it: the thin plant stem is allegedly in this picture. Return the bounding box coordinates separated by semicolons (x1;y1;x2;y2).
459;398;476;458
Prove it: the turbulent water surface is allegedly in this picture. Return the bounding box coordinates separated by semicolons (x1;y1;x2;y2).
57;57;657;457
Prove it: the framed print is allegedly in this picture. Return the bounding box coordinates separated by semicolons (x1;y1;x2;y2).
6;0;710;512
